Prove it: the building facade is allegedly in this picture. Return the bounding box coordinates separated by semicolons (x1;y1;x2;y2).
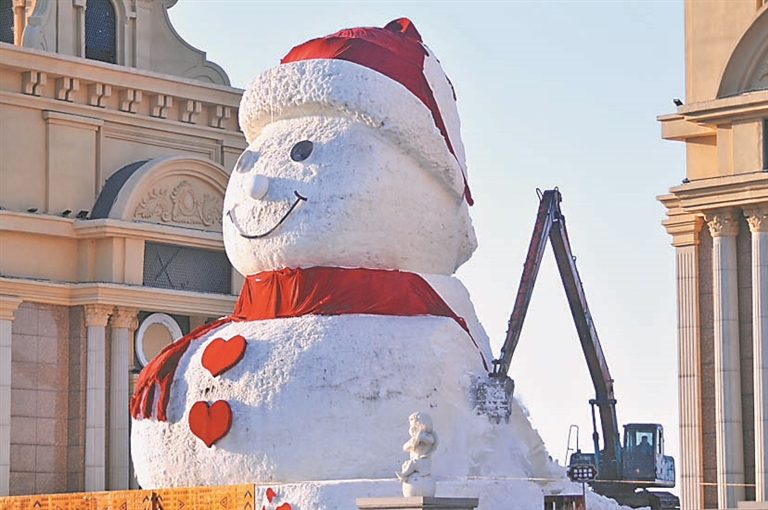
659;2;768;509
0;0;245;496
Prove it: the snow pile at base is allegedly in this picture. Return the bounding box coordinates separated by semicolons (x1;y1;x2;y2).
250;477;643;510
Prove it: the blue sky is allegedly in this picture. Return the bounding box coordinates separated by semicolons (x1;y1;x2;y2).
169;0;686;478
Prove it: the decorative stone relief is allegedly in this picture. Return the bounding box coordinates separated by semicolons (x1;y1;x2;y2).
134;180;223;229
706;209;740;238
744;204;768;233
110;307;139;331
396;412;437;497
84;304;113;327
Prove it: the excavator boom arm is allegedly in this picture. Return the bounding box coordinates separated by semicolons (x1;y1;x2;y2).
495;189;622;476
494;191;556;376
547;196;622;476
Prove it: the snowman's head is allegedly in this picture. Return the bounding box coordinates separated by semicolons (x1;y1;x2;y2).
225;18;477;277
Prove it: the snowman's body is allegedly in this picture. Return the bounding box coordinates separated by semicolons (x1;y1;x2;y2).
132;275;514;485
131;20;632;510
131;272;563;508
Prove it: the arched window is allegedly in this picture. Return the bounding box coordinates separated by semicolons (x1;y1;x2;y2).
85;0;116;64
0;0;14;44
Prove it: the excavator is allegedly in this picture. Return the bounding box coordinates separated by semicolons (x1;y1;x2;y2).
474;188;679;510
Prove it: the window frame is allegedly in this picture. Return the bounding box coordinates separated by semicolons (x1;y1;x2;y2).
84;0;118;64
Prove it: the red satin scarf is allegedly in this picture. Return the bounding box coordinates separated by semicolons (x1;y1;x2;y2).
131;267;487;421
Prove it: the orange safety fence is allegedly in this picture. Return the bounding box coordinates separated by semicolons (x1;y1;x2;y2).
0;484;270;510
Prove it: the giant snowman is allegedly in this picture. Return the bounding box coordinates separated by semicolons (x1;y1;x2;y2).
131;18;630;510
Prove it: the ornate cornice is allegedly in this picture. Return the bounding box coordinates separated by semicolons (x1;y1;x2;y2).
111;306;139;330
705;209;740;238
673;90;768;125
0;45;244;133
667;172;768;212
743;203;768;233
0;295;23;322
83;304;113;327
0;211;224;250
0;277;236;317
658;194;704;247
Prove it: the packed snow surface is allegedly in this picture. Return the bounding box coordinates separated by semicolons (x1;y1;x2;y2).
223;115;476;277
131;29;642;510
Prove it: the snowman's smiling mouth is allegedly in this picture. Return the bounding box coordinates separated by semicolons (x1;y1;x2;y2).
227;190;307;239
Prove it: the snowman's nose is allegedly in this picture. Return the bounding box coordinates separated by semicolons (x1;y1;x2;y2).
244;174;269;200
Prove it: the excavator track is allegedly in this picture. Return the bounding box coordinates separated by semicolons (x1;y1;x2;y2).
649;491;681;510
595;486;680;510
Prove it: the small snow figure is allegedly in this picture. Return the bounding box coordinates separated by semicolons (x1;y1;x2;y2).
397;412;438;497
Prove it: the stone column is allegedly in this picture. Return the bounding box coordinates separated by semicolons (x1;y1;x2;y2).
677;243;706;510
108;307;138;491
745;205;768;502
662;201;705;510
0;296;22;497
706;209;745;508
83;304;112;493
674;219;705;510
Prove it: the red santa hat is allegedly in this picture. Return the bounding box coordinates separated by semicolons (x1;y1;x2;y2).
239;18;473;205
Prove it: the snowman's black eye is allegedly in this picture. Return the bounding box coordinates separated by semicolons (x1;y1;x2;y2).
290;140;313;162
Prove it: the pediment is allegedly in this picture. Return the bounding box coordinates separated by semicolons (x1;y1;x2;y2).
94;156;229;231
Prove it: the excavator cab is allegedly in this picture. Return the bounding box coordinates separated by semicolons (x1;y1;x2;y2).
622;424;675;487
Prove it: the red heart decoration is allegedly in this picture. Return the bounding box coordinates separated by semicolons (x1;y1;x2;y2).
202;335;247;377
276;504;292;510
188;400;232;447
266;488;276;503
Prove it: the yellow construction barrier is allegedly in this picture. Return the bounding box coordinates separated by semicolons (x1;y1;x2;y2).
0;484;263;510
